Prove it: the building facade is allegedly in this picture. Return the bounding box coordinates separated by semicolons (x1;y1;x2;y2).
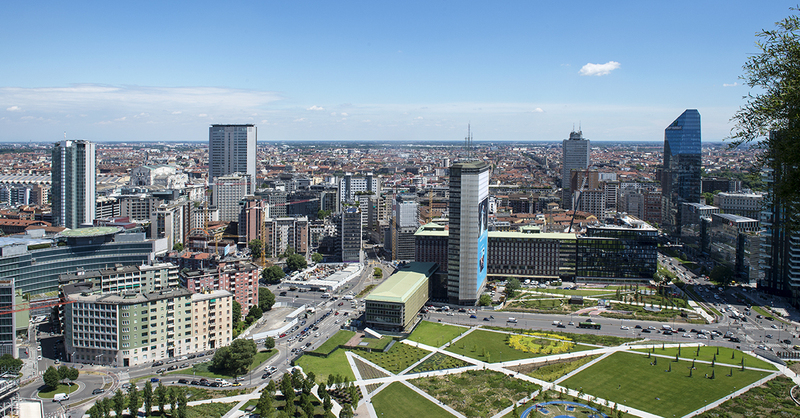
209;124;257;193
52;140;96;229
341;207;362;263
661;109;702;235
447;161;490;305
561;130;590;210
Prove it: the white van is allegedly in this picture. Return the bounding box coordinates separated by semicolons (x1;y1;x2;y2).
508;317;518;323
53;393;69;402
321;293;331;299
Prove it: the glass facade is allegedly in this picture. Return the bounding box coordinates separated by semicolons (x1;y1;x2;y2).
576;226;658;280
662;109;702;234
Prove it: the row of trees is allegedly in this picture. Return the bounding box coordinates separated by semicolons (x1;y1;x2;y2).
87;381;188;418
253;369;356;418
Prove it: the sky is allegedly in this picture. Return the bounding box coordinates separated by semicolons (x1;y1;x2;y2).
0;1;797;143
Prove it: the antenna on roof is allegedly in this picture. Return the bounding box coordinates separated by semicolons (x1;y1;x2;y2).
464;123;473;160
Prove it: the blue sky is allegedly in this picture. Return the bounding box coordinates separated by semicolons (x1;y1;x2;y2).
0;1;796;143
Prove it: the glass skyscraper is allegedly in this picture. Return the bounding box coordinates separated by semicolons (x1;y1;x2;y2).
51;140;96;229
661;109;701;234
208;124;257;193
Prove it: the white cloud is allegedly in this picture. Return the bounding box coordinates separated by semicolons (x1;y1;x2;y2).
198;114;208;118
341;112;348;116
6;106;21;112
294;118;306;122
579;61;621;76
171;111;182;114
415;116;423;120
115;116;126;121
531;108;544;113
330;112;337;116
307;105;325;111
723;82;739;87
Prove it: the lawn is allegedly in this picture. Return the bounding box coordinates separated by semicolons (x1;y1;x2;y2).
186;402;237;418
412;369;540;418
410;352;469;373
357;343;429;373
295;349;356;384
696;375;798;418
561;352;774;417
406;321;468;347
371;382;453;418
310;330;356;355
535;288;617;297
488;326;637;347
446;329;594;363
38;383;79;398
508;355;601;382
632;346;777;371
354;336;394;350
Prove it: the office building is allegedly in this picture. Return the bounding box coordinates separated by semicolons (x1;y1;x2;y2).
365;262;435;332
341;207;362;263
212;174;249;222
561;130;590;210
661;109;702;234
52;140;96;229
709;213;760;284
209;124;257;193
759;134;800;306
338;173;379;203
576;217;658;281
714;192;764;219
447;161;490;305
391;194;419;261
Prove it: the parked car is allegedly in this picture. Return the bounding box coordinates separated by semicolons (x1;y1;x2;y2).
469;314;477;318
178;379;189;384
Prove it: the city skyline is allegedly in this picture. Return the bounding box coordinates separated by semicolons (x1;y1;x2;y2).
1;2;798;143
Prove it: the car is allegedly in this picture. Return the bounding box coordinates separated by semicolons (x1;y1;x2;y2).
771;324;778;329
677;328;687;332
648;326;656;330
469;314;477;318
157;368;166;374
556;324;566;328
167;365;178;371
150;378;160;383
697;334;708;339
634;325;642;329
121;383;132;390
37;355;42;361
166;358;178;364
92;388;105;395
683;333;691;338
232;382;242;387
190;380;200;385
783;339;792;344
641;329;651;333
178;379;189;384
620;326;630;330
152;361;164;367
199;381;210;386
766;334;773;339
262;372;272;379
210;382;222;387
489;315;495;319
54;359;60;364
483;317;490;321
187;354;197;359
279;291;287;296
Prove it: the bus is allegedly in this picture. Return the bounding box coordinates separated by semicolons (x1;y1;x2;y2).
578;322;601;330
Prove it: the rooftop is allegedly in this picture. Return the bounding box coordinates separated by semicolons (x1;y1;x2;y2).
366;262;436;304
60;226;121;237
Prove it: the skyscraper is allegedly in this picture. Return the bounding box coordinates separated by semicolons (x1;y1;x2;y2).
661;109;702;234
447;161;490;305
51;140;96;229
209;124;257;193
562;130;590;210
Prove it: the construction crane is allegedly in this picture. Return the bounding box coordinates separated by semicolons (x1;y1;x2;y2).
567;167;592;233
0;298;75;316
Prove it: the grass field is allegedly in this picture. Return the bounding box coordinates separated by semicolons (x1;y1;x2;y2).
446;329;594;363
561;352;773;417
355;336;394;350
310;330;356;355
632;346;777;371
371;382;453;418
696;375;798;418
38;383;79;398
487;326;636;347
410;352;469;373
186;402;237;418
357;343;429;373
535;288;617;297
407;321;467;347
295;349;356;384
412;369;540;418
508;355;601;382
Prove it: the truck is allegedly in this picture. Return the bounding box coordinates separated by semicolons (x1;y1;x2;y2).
53;393;69;402
342;295;354;300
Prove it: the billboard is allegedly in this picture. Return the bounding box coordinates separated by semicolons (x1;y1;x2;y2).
477;197;488;292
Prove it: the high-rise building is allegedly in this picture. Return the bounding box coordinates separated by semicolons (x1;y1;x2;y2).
341;207;362;263
759;132;800;306
661;109;702;235
212;174;249;222
562;130;590;210
209;124;257;193
338;173;379;203
391;194;419;261
447;161;490;305
51;140;96;229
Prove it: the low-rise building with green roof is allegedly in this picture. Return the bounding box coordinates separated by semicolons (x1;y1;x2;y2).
365;262;436;332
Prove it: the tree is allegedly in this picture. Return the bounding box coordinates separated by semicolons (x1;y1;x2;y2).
259;287;276;311
262;265;285;283
249;239;263;261
168;387;178;417
112;389;126;418
286;253;307;272
0;354;22;373
155;383;167;416
43;366;60;390
373;267;382;279
257;389;273;417
232;300;242;323
730;8;800;228
479;294;493;306
128;385;141;416
264;336;276;350
173;242;184;251
57;365;70;385
211;338;257;377
317;209;331;220
506;277;522;298
176;387;188;418
246;305;264;325
709;265;734;286
312;252;323;263
67;367;79;383
266;379;277;394
87;404;101;418
281;374;295;413
143;381;153;416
